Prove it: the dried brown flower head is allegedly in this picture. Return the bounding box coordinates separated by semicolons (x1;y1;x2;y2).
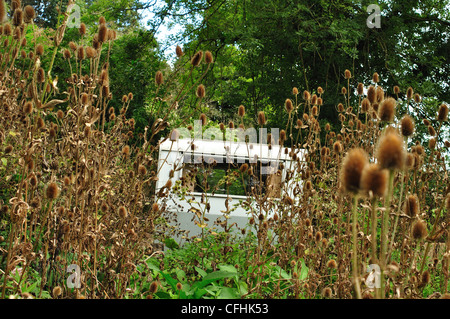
404;194;419;217
360;163;388;198
400;115;415;137
412;219;428;240
376;128;405;170
341;148;369;194
46;182;59;200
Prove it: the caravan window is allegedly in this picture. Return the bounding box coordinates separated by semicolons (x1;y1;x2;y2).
181;154;282;198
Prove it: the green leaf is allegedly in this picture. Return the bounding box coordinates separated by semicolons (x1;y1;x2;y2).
1;158;6;167
300;259;309;281
217;287;240;299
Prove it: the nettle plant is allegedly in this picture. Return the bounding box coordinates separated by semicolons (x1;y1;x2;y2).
0;0;212;299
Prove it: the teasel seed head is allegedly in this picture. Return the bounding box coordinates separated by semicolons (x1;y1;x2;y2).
400;115;415;137
412;219;428;240
406;87;414;100
357;83;364;95
77;46;85;60
196;84;205;98
364;87;376;106
429;138;436;150
285;98;293;113
23;101;33;114
428;125;436;136
190;50;203;67
257;111;266;125
155;71;163;86
360;163;388;198
138;164;147;176
98;23;108;43
199;113;207;126
376;86;384;102
322;287;332;298
414;93;421;103
46;182;59;200
344;69;351;79
0;0;6;23
237;104;245;117
327;259;337;269
303;90;311;101
341;148;369;194
438;103;449;122
13;8;23;27
52;286;62;298
376;128;406;171
393;85;400;94
175;45;184;57
404;194;419;217
118;206;127;219
63;49;71;59
421;270;430;286
122;145;130;158
378;97;396;122
292;87;298;95
86;46;96;59
29;173;37;187
204;50;213;64
333;141;342;154
373;72;379;83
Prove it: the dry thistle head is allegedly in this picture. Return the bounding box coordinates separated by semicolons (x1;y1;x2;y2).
412;219;428;240
376;128;406;171
438;103;449;122
176;45;184;57
238;105;245;117
373;72;379;83
196;84;205;98
292;87;298;95
360;163;388;198
357;83;364;95
285;98;293;113
378;97;396;122
303;90;311;101
191;50;203;67
367;85;376;104
200;113;207;126
257;111;266;126
344;69;352;79
404;194;419;217
414;93;421;103
155;71;163;86
400;115;415;137
204;50;214;64
393;85;400;95
118;206;128;219
406;87;414;100
340;148;369;194
46;182;59;200
23;101;33;114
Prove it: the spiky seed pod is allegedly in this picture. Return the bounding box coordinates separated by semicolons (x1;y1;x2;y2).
23;101;33;114
118;206;127;219
393;85;400;94
175;45;184;57
315;231;323;243
322;287;332;298
406;87;414;100
13;8;23;27
428;125;436;136
127;92;133;101
360;163;388;198
303;90;311;101
404;194;419;217
46;182;59;200
373;72;379;83
0;0;6;23
36;44;44;56
98;23;107;43
3;23;11;36
138;165;147;176
155;71;163;86
367;85;376;104
199;113;207;126
414;93;421;103
429;138;436;150
29;174;37;187
285;98;293;113
280;129;286;145
378;97;396;122
283;196;294;206
412;219;428;240
438;104;449;122
333;141;342;154
361;98;370;113
376;86;384;102
122;145;130;158
190;50;203;67
341;148;369;194
37;68;45;83
238;105;245;117
357;83;364;95
63;49;71;59
52;286;62;298
239;163;248;173
406;153;415;169
85;46;96;59
376;129;405;170
79;22;86;36
196;84;205;98
292;87;298;95
344;69;351;79
311;105;318;117
327;259;337;269
77;46;85;60
400;115;414;137
204;50;213;64
337;103;344;112
257;111;266;125
69;41;77;52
